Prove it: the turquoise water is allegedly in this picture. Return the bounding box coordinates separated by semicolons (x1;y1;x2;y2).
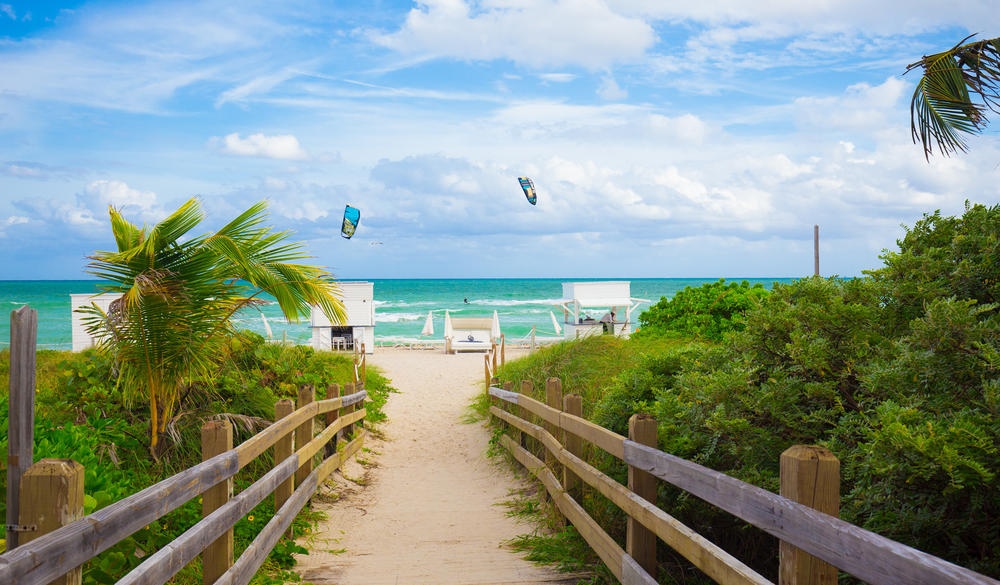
0;278;797;350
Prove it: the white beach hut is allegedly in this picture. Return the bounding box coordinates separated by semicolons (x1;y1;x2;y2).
310;281;375;353
70;292;122;352
555;281;649;340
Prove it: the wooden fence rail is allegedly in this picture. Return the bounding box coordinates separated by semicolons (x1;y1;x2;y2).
0;386;367;585
488;381;1000;585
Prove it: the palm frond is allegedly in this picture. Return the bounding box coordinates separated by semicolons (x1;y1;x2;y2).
906;35;1000;159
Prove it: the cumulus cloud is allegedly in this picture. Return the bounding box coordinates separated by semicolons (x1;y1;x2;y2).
214;132;308;160
371;0;657;70
597;76;627;101
83;180;160;215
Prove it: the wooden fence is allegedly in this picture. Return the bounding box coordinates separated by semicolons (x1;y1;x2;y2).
488;378;1000;585
1;317;368;585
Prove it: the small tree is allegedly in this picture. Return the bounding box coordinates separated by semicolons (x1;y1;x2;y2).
81;198;346;458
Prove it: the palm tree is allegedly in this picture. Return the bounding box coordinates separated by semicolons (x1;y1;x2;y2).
907;35;1000;159
81;198;347;458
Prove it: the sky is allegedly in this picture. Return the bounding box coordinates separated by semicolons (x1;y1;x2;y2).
2;1;999;281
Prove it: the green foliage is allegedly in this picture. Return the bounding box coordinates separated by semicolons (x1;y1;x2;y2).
81;197;346;457
0;332;392;585
496;335;636;410
869;202;1000;328
636;279;770;341
488;203;1000;581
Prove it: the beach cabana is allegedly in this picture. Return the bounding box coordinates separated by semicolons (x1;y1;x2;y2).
444;310;500;353
70;292;123;352
555;281;649;340
310;281;375;353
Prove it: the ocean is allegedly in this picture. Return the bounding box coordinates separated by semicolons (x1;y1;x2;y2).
0;278;797;351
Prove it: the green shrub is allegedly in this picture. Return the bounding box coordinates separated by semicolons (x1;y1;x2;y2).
636;279;770;341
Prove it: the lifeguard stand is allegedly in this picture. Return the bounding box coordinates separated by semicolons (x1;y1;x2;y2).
310;281;375;353
556;281;648;340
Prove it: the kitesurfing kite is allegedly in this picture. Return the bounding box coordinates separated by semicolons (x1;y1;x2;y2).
341;204;360;239
518;177;537;205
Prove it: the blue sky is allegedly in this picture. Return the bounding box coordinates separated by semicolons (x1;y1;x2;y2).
2;1;999;280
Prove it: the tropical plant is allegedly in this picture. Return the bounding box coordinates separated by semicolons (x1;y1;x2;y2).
906;34;1000;159
635;279;770;341
80;197;346;458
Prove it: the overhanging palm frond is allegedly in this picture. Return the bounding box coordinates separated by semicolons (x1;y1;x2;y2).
906;35;1000;159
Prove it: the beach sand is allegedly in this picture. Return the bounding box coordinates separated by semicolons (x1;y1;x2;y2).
293;346;579;585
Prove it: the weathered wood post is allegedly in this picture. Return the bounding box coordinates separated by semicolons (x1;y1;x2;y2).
544;378;566;526
563;393;583;503
517;380;531;451
544;378;563;473
201;420;234;585
325;383;341;457
295;385;315;490
20;459;85;585
7;305;37;550
627;413;658;579
484;354;491;390
274;400;295;511
500;333;505;366
342;382;356;439
780;445;840;585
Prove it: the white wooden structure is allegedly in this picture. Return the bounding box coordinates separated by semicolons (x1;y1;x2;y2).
555;281;649;340
70;293;122;352
444;310;500;353
310;281;375;353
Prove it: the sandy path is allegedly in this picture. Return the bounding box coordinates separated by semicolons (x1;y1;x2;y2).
294;348;578;585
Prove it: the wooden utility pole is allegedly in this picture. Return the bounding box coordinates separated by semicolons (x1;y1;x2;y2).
7;305;37;550
814;224;820;276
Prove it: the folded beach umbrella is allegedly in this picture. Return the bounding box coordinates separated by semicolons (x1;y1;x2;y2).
261;313;273;340
491;310;501;341
444;310;454;339
421;310;434;336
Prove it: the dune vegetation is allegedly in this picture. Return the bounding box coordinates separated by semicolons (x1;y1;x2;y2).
489;202;1000;584
0;333;393;585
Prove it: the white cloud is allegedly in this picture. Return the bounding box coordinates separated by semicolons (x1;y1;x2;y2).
372;0;657;70
1;5;14;20
539;73;576;83
215;132;308;160
597;76;627;101
83;180;159;213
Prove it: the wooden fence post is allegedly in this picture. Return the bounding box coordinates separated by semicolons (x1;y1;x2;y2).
295;385;315;490
517;380;532;451
627;413;658;579
7;305;37;550
780;445;840;585
545;378;566;527
484;354;491;390
202;420;234;585
20;459;84;585
325;383;341;457
274;399;294;540
342;383;355;439
563;394;583;503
